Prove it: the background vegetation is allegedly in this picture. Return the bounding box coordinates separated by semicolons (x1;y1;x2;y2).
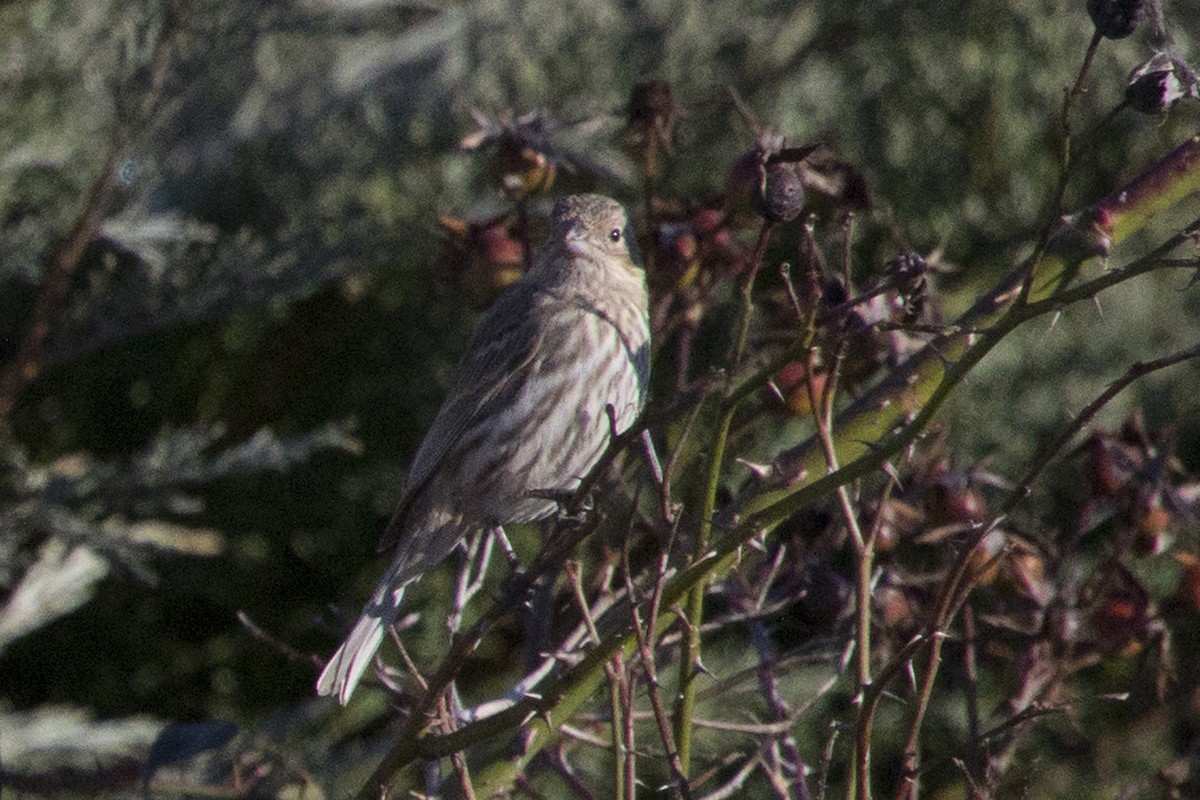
2;0;1199;797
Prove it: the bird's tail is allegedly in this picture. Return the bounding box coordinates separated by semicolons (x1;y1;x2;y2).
316;578;407;705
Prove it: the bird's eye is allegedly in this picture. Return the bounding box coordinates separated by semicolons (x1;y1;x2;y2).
608;228;622;244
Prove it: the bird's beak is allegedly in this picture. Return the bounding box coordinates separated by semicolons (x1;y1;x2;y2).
564;228;588;258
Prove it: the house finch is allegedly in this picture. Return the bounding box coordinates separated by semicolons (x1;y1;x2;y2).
317;194;650;704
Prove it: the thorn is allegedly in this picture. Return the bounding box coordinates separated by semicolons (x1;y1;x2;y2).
767;379;786;403
736;457;772;480
880;460;904;490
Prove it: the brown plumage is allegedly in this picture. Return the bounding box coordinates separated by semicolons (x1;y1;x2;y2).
317;194;650;704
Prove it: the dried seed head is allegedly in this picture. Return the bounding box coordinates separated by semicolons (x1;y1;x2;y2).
492;133;557;201
1125;51;1199;114
729;134;816;224
461;111;565;201
626;80;676;135
1086;0;1150;39
625;80;677;178
754;161;806;223
885;252;931;323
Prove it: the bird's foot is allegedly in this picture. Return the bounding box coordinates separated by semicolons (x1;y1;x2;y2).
492;527;526;576
527;488;593;526
556;504;592;526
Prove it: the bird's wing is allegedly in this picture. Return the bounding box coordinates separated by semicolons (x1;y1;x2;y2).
377;282;547;552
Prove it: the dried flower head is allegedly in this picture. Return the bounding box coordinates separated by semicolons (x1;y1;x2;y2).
461;111;567;201
755;160;806;224
886;252;928;322
1086;0;1151;39
1125;51;1199;115
625;80;678;178
749;134;818;224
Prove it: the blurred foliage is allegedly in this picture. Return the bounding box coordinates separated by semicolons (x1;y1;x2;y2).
1;0;1200;797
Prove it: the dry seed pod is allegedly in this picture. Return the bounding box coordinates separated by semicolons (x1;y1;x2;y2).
1086;0;1150;39
754;160;806;223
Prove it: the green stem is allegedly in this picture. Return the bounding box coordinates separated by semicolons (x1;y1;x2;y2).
609;659;626;800
675;404;731;773
675;220;774;775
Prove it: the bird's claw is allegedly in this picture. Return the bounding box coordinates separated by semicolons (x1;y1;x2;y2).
493;527;527;576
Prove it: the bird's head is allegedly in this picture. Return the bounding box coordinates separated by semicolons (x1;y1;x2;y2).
538;194;644;282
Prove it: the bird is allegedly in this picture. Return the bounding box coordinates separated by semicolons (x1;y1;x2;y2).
317;194;651;704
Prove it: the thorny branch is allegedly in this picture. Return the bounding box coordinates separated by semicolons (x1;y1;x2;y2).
351;87;1200;800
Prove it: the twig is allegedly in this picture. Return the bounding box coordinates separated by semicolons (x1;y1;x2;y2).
543;746;598;800
566;560;631;799
619;647;637;800
697;754;760;800
962;606;981;785
436;692;478;800
237;611;323;668
838;213;854;292
639;428;677;525
1019;28;1105;305
1007;341;1200;516
0;153;119;436
815;721;842;800
391;630;429;693
725;545;809;800
796;249;877;800
900;705;1068;789
356;507;604;798
1056;29;1105;217
458;599;607;725
623;540;693;800
436;527;497;767
748;615;809;799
